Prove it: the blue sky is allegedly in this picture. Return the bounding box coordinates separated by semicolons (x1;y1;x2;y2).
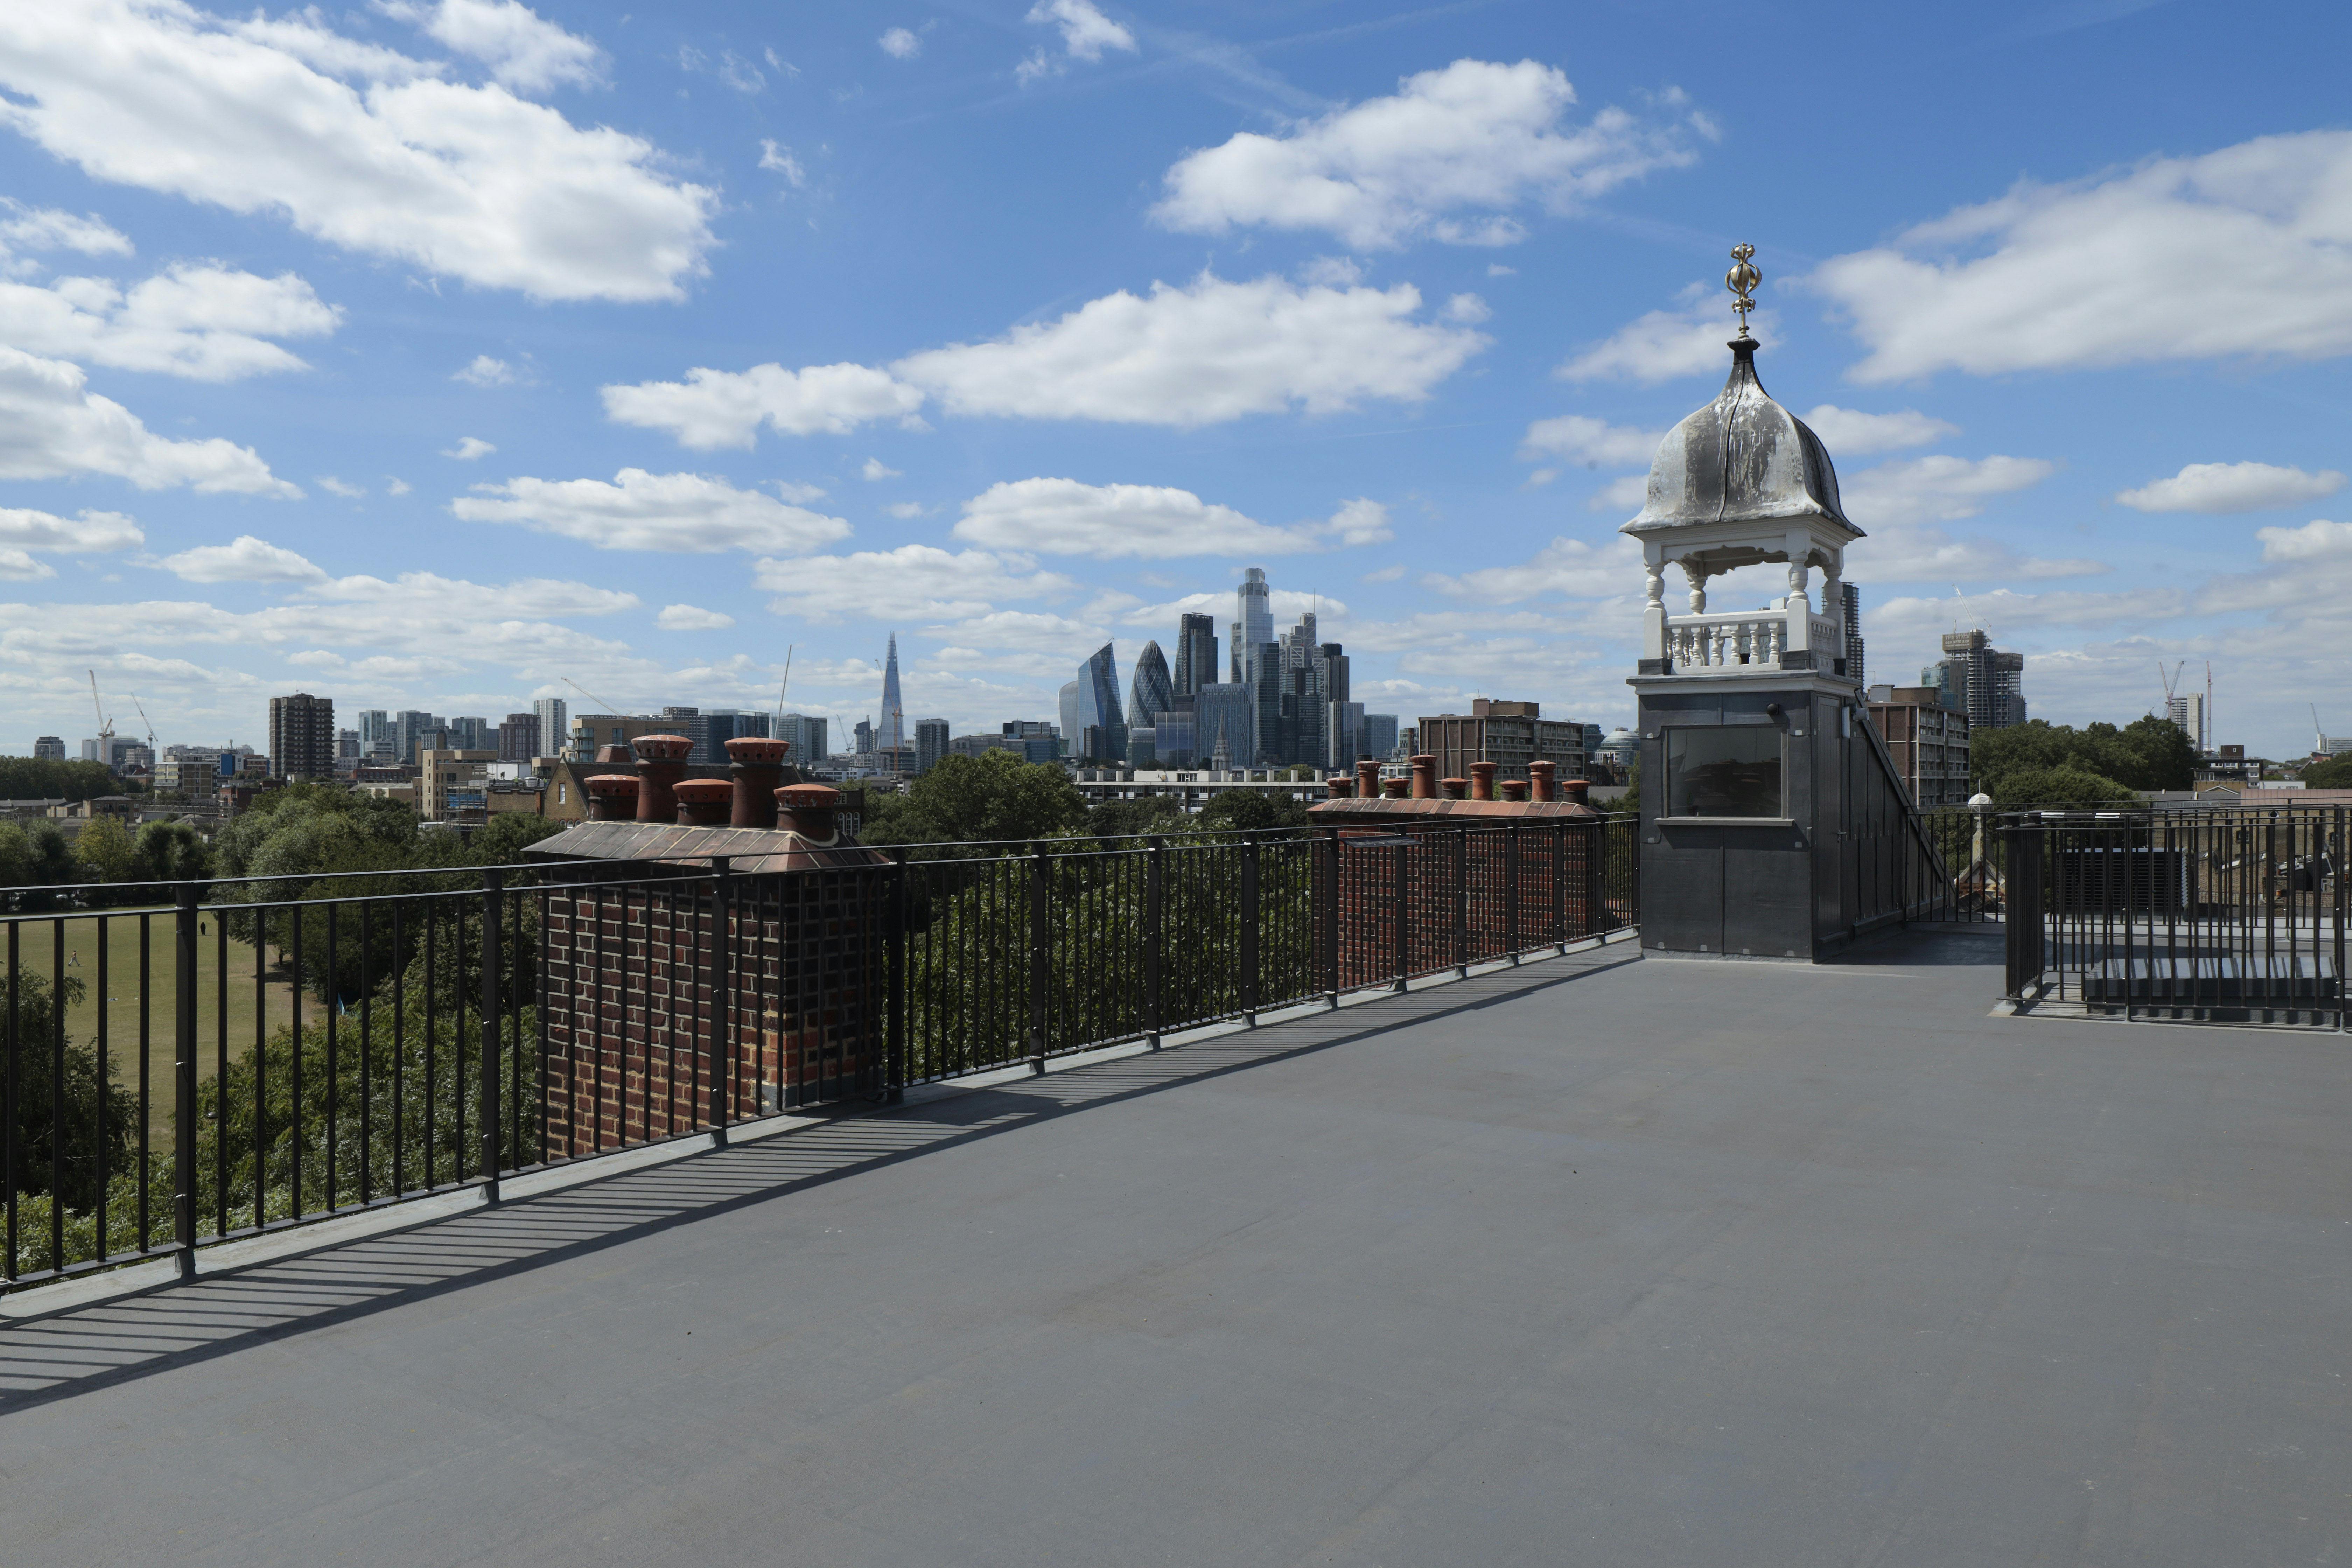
1;0;2347;758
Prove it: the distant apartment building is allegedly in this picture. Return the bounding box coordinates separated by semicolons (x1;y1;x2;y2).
1362;713;1399;763
1416;700;1586;785
776;713;828;768
1841;581;1865;688
337;728;360;763
568;713;670;758
533;697;568;757
1865;685;1973;807
2166;692;2208;754
914;718;950;774
497;712;541;763
268;692;336;780
32;737;64;761
357;709;392;758
419;748;498;821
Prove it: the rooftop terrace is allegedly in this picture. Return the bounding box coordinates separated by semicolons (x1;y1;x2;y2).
3;927;2345;1565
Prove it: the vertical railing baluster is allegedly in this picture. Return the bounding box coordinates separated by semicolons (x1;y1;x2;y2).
480;870;502;1202
888;849;910;1092
360;903;373;1207
4;919;15;1282
1028;845;1049;1074
709;858;733;1141
50;916;64;1271
1455;828;1470;980
289;907;303;1217
324;904;337;1212
137;913;150;1253
1144;837;1164;1045
1321;826;1340;1009
1240;837;1260;1026
174;886;200;1279
1505;823;1521;965
1393;836;1410;993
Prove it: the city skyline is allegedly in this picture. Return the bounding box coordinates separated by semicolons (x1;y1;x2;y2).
0;5;2343;757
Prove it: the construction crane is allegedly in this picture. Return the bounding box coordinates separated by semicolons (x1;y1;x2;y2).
86;669;113;765
2158;659;2185;714
2315;704;2329;757
562;675;621;714
772;645;794;725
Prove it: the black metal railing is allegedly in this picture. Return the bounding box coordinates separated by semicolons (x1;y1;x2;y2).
1;817;1639;1294
2001;806;2346;1026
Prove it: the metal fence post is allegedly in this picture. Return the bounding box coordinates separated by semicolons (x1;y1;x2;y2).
174;882;200;1280
1553;819;1568;954
479;869;503;1203
1240;837;1261;1026
887;849;909;1099
1455;827;1470;979
1028;845;1049;1074
2337;807;2347;1033
709;856;735;1140
1321;826;1341;1008
1144;836;1164;1048
1505;822;1521;965
1392;834;1410;993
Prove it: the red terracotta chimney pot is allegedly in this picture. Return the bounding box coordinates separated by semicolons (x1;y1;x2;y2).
674;778;734;826
1325;775;1354;798
1409;753;1437;800
632;733;694;823
1355;758;1381;799
1499;779;1529;802
1441;777;1468;800
775;782;845;842
584;774;639;822
1528;760;1558;803
1469;761;1498;802
1381;777;1408;799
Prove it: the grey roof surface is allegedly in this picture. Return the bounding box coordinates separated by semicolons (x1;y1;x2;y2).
3;928;2346;1566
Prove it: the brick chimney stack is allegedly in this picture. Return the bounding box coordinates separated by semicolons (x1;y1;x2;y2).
632;734;694;822
726;736;789;828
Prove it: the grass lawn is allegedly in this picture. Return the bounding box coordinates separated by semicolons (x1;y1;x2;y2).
9;909;300;1138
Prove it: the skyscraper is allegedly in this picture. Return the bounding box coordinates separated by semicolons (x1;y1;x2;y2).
1129;640;1172;731
497;712;540;762
1194;682;1252;774
1925;630;2026;730
776;713;828;765
878;632;905;766
533;696;568;759
268;692;335;780
2167;692;2207;753
357;709;391;757
1059;681;1080;756
1171;614;1217;699
1231;567;1274;682
1074;643;1125;762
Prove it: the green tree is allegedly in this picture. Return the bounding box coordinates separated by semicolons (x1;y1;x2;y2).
1086;795;1185;842
131;819;213;884
1972;716;2195;797
1196;788;1310;833
0;757;123;804
858;751;1089;853
1989;765;2140;809
70;813;138;886
0;819;79;906
2302;755;2352;790
3;971;138;1210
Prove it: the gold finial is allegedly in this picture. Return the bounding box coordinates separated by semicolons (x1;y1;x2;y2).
1726;243;1760;338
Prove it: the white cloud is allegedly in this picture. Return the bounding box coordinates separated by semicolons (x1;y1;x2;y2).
317;476;364;497
2115;461;2346;514
1018;0;1135;83
1362;563;1406;583
385;477;412;495
655;602;735;631
1519;414;1660;467
1424;535;1636;604
2256;518;2352;564
1841;454;2055;527
454;353;514;386
1798;405;1957;456
953;477;1380;559
0;345;297;493
1325;497;1391;546
861;457;901;481
772;480;827;504
452;468;853;553
1486;263;1515;278
376;0;603;93
0;261;340;380
1584;474;1649;513
444;436;496;459
755;545;1076;622
158;534;328;583
602;362;925;449
1443;292;1490;324
0;505;141;553
0;0;714;302
886;500;926;519
893;272;1487;426
1558;295;1773;383
879;27;920;59
0;197;132;259
1117;586;1345;629
606;272;1485;441
1811;131;2352;381
1154;60;1707;251
758;140;806;185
